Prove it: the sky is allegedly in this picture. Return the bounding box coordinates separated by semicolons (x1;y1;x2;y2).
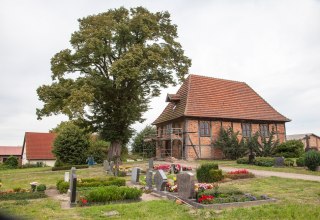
1;0;320;146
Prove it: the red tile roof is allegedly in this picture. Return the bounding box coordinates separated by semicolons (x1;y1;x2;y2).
0;146;22;156
153;74;290;124
23;132;56;160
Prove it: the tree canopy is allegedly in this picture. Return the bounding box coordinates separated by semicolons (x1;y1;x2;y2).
131;125;156;157
36;7;191;162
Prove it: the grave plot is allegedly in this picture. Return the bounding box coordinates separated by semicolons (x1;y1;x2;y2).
143;161;276;209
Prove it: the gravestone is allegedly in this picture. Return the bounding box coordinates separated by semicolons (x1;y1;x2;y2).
274;157;285;167
131;167;141;184
68;167;76;193
146;170;153;189
154;170;168;191
171;164;175;174
64;172;69;182
148;158;154;170
177;172;195;199
103;160;110;172
109;161;114;174
69;173;77;206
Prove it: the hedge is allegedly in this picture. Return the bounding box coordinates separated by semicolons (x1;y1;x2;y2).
0;192;47;201
85;186;142;203
52;165;89;171
254;157;274;167
236;157;250;164
56;177;126;193
196;163;221;183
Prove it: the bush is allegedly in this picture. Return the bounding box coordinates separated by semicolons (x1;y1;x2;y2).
52;165;89;171
196;163;219;183
304;150;320;171
208;169;224;182
236;157;250;164
56;177;126;193
0;192;47;201
274;140;304;158
254;157;274;167
4;156;19;168
57;180;70;194
296;156;305;167
53;123;90;165
284;158;295;167
85;186;142;203
37;184;47;192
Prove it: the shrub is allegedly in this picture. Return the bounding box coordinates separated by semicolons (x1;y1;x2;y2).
274;140;304;158
0;192;47;201
4;156;19;168
54;158;64;167
13;187;22;192
52;165;89;171
57;180;69;194
208;169;224;182
254;157;274;167
214;128;246;160
284;158;295;167
53;123;90;165
304;150;320;171
37;184;47;192
85;186;142;203
196;163;219;183
236;157;250;164
296;156;305;167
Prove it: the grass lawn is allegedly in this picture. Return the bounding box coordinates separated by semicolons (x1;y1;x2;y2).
207;160;320;176
1;163;320;219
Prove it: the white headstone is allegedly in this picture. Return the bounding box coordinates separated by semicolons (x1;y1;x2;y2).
64;172;69;182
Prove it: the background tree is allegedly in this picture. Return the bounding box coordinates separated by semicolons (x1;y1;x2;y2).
274;140;304;158
36;7;191;172
131;125;156;157
53;123;90;165
256;131;279;157
87;139;110;163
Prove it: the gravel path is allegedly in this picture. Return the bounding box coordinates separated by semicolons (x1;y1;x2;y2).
157;160;320;182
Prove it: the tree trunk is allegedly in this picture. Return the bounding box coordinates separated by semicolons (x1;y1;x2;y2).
108;140;122;176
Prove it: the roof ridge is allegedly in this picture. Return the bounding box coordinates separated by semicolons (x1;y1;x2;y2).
244;83;291;122
189;74;245;84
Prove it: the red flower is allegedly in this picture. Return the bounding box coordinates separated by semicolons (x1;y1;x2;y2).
198;195;214;203
227;169;249;175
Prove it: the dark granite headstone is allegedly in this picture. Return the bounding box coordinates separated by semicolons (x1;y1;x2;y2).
154;170;168;191
131;167;141;183
69;167;76;191
70;174;77;205
148;158;154;170
274;157;284;167
146;170;153;189
177;172;195;199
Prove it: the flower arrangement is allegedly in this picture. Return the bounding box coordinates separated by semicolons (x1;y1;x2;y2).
227;169;249;175
165;182;178;192
79;196;88;206
154;164;171;171
198;195;214;204
194;183;217;192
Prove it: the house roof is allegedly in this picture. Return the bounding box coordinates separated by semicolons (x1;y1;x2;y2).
23;132;56;160
153;74;290;124
287;133;320;140
0;146;22;156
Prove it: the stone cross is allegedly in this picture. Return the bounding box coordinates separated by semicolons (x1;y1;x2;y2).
131;167;141;184
148;158;154;170
146;170;153;189
177;172;195;199
64;172;69;182
70;173;77;206
274;157;284;167
154;170;168;191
